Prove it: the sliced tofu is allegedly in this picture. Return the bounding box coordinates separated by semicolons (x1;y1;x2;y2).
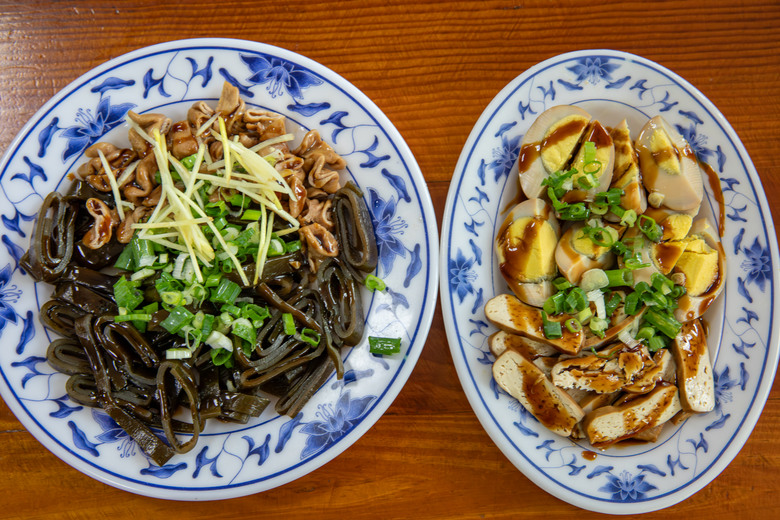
582;383;682;447
485;294;585;355
623;349;677;394
488;330;560;359
670;319;715;413
493;349;585;437
571;391;619;439
551;345;627;394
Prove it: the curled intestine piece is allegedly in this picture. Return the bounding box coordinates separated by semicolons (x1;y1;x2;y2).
116;206;152;244
302;198;334;230
188;100;216;131
287;175;307;219
169;120;198;159
82;198;119;250
123;154;156;204
308;160;341;194
215;82;245;134
127;110;172;139
293;130;347;173
300;223;339;271
209;140;224;161
244;107;287;140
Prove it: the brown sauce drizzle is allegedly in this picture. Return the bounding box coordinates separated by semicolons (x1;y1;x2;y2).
582;450;597;461
542;118;589;151
521;368;572;432
498;217;543;282
517;142;540;174
653;242;684;273
586;121;612;148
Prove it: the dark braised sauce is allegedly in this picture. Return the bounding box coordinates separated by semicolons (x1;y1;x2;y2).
517;142;540;174
498;217;543;282
520;363;574;432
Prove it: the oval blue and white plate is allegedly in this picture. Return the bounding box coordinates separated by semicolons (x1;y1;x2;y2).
0;38;438;500
441;49;779;514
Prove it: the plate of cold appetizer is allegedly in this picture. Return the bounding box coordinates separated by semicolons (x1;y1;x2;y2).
0;38;438;499
441;49;779;514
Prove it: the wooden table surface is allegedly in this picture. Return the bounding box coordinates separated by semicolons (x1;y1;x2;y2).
0;1;778;518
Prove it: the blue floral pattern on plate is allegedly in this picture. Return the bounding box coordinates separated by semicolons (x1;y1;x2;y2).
440;50;779;514
0;39;438;500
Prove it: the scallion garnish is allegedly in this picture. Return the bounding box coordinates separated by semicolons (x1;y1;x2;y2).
364;274;386;292
282;312;296;335
368;336;402;355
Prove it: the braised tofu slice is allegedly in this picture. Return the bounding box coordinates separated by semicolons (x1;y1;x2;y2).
582;384;681;447
493;349;585;437
485;294;585;355
488;330;560;359
671;318;715;413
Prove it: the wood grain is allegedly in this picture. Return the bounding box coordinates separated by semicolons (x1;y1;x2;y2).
0;1;778;518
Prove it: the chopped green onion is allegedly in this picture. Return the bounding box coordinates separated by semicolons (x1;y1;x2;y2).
583;225;616;247
282;312;296;335
241;209;263;221
222;304;241;317
604;292;622;317
113;276;144;311
543;292;565;315
564;287;589;314
211;278;241;304
113;244;135;270
589;202;609;215
114;313;152;323
542;311;562;339
285;239;302;253
624;291;643;315
130;267;156;282
228;193;249;209
647;334;668;352
553;277;572;291
644;307;682;339
160;291;184;307
160;305;195;334
266;237;285;257
206;330;233;351
576;307;593;324
605;268;633;287
558;202;590;221
204;272;222;288
297;328;321;347
651;272;675;295
165;347;193;360
636;326;655;342
583;141;597;164
589;316;608;338
596;188;624;207
365;274;386;292
231;317;256;344
619;209;637;227
368;336;402;355
623;253;650;270
580;269;609;292
565;318;582;333
210;347;233;366
577;173;597;189
638;215;662;242
181;154;197;170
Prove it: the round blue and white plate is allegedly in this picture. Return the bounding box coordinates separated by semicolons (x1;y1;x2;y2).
441;49;778;514
0;38;438;500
